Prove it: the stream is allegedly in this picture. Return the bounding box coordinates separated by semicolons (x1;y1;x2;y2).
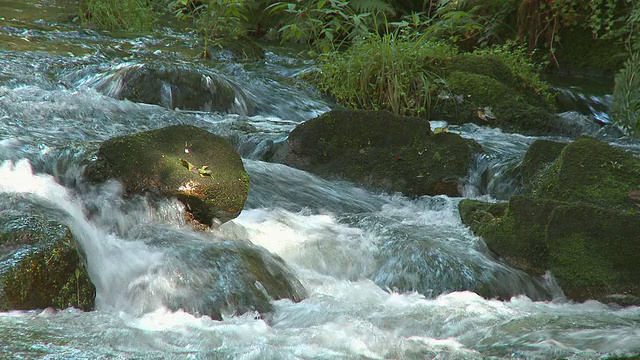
1;1;640;359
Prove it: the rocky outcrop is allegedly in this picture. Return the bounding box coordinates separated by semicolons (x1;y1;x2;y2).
0;214;95;311
283;109;482;197
85;124;250;226
95;64;255;115
460;136;640;306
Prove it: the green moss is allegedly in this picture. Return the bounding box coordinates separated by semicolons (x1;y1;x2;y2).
546;203;640;301
285;110;482;197
533;136;640;211
87;124;249;225
520;139;567;189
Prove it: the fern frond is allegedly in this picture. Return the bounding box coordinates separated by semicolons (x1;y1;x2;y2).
613;51;640;135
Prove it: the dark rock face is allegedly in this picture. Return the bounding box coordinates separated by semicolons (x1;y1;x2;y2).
96;64;255;115
86;124;250;226
0;214;95;311
460;136;640;306
283;109;482;197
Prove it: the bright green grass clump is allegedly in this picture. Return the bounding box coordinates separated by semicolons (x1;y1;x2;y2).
80;0;156;32
316;31;457;117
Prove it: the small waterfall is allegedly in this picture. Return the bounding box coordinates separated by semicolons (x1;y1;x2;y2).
0;159;166;314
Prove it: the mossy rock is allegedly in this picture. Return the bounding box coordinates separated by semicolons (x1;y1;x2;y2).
519;139;567;187
432;54;558;135
531;136;640;211
284;109;483;197
96;64;255;114
461;196;560;276
86;124;250;226
460;196;640;305
546;203;640;304
0;214;95;311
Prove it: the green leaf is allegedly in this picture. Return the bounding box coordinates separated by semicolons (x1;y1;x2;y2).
180;158;195;171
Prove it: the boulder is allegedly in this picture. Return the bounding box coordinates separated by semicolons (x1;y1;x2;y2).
460;136;640;305
529;136;640;210
86;124;250;226
95;64;255;115
135;227;307;320
0;213;95;311
432;53;559;135
283;109;482;197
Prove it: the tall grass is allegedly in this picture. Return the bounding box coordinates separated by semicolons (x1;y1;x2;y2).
80;0;156;31
316;24;456;117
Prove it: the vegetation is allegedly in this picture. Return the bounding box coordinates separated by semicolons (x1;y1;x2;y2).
168;0;248;57
613;52;640;136
78;0;157;31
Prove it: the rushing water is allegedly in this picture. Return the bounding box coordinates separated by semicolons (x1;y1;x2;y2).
2;2;640;359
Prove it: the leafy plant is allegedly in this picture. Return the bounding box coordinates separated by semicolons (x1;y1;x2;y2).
78;0;157;31
169;0;248;57
268;0;394;54
613;51;640;136
517;0;636;67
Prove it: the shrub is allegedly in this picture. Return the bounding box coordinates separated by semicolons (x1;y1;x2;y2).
316;26;456;117
79;0;156;31
169;0;247;57
613;52;640;135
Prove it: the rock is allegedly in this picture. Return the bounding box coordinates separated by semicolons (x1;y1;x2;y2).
95;64;255;115
556;111;602;137
460;136;640;305
373;233;551;301
86;124;250;226
518;139;567;187
460;196;640;305
432;53;558;135
529;136;640;211
139;228;306;320
283;109;482;197
0;214;95;311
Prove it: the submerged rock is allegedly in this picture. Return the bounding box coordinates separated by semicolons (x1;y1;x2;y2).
95;64;255;115
460;136;640;305
86;124;250;226
283;109;482;197
136;228;306;320
0;213;95;311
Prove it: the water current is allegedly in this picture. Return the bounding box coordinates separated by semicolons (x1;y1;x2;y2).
1;2;640;359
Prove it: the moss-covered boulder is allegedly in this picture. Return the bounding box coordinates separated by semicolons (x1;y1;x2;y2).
283;109;482;197
461;196;640;305
460;136;640;305
0;214;95;311
529;136;640;211
95;64;255;115
433;54;558;135
86;124;250;226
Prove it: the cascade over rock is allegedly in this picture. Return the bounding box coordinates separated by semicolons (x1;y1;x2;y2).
86;124;250;226
283;109;482;197
95;64;255;115
460;136;640;306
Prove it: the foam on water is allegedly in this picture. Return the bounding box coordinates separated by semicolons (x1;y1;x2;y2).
0;159;165;314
